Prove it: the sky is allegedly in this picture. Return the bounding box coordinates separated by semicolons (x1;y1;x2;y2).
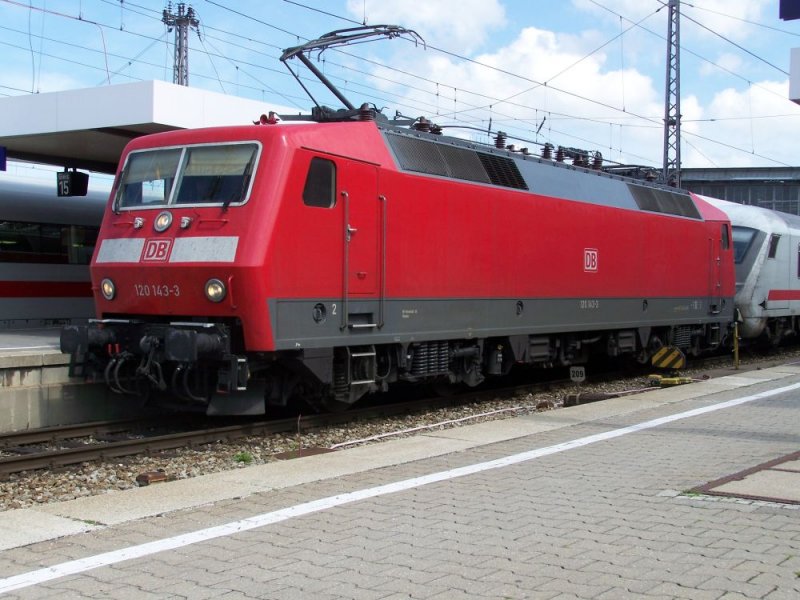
1;0;800;184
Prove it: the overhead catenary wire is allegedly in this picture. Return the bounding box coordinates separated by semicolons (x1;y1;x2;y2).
676;2;789;76
0;2;744;166
592;0;792;104
90;2;800;165
0;0;796;169
682;1;800;38
276;0;800;169
273;0;798;167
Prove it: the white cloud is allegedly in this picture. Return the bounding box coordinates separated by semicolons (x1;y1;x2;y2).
685;80;800;168
352;6;800;170
699;52;744;77
364;24;666;165
572;0;772;42
345;0;507;55
679;0;772;41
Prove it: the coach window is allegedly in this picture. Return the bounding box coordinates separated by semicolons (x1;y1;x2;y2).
731;226;756;264
768;234;781;259
0;221;99;264
797;244;800;278
302;157;336;208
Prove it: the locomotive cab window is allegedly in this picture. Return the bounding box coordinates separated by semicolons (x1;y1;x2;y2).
303;157;336;208
117;148;181;208
768;234;781;259
115;143;259;209
721;224;730;250
175;144;258;205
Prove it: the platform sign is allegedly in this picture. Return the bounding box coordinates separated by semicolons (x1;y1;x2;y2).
0;146;6;171
781;0;800;20
56;171;89;197
569;366;586;383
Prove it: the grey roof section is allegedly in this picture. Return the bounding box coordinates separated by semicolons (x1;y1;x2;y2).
704;195;800;229
380;127;700;218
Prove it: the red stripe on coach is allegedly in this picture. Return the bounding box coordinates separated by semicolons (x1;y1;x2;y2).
767;289;800;301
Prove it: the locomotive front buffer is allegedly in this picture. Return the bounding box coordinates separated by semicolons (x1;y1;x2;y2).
61;320;260;414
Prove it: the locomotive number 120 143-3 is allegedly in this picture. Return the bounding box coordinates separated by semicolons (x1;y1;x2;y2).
133;283;181;297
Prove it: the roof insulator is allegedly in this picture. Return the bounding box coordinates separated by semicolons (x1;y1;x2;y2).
359;103;375;121
254;111;279;125
413;117;431;132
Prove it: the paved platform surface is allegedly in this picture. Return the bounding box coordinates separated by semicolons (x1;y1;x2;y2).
1;366;800;598
0;329;61;357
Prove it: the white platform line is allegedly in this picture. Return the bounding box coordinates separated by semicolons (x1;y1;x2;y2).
1;381;798;595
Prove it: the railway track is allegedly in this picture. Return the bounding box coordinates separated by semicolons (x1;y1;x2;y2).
0;350;789;479
0;384;545;477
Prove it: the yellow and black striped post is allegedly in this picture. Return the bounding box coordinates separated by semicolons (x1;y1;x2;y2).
651;346;686;370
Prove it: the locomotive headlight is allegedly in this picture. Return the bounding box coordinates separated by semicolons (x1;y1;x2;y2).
154;211;173;232
204;278;227;303
100;278;116;301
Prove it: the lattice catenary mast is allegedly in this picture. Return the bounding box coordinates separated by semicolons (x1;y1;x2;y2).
162;2;200;86
662;0;681;187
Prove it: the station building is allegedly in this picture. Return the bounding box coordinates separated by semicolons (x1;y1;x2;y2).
682;167;800;216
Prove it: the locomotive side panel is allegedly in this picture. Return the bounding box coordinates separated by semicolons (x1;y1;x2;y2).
268;152;734;351
268;150;384;346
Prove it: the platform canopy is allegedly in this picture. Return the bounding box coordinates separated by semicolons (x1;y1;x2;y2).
0;80;291;174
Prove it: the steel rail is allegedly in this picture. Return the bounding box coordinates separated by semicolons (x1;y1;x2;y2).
0;350;761;477
0;415;205;448
0;383;549;476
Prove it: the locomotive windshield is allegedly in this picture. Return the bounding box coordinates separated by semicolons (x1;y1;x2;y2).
115;142;259;209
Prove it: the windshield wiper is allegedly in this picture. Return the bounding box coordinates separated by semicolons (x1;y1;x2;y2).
225;158;255;211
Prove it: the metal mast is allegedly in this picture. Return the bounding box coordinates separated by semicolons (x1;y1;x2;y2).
162;3;199;86
662;0;681;187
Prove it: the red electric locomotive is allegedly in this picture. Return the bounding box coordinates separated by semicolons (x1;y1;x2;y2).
61;26;736;414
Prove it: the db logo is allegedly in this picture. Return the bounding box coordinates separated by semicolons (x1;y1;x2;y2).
141;239;173;262
584;248;598;272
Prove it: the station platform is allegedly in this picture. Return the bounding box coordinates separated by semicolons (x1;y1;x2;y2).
0;328;61;355
0;328;144;431
1;365;799;598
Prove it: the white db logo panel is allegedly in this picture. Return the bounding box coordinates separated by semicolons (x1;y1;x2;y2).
584;248;598;272
141;239;173;262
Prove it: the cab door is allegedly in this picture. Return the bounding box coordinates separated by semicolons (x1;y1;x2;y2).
339;158;384;329
709;227;724;312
